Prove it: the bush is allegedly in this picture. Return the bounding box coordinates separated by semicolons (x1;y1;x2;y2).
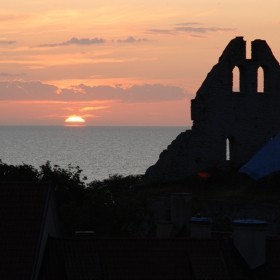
0;160;151;236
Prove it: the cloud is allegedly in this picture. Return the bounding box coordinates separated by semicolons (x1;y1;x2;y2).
0;72;25;76
0;81;190;103
175;26;235;33
80;106;109;112
175;22;201;26
0;13;31;22
80;114;100;118
37;37;105;47
117;36;148;43
61;37;105;45
40;114;60;119
0;40;16;44
69;84;190;103
146;29;174;35
146;24;235;36
186;35;206;39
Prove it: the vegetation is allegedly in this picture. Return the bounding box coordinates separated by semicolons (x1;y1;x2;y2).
2;159;280;236
0;160;151;237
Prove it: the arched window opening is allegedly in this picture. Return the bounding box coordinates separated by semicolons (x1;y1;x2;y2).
226;137;235;161
232;66;240;92
257;67;264;93
226;138;230;160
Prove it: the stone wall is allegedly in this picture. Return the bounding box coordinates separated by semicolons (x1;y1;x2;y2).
144;37;280;184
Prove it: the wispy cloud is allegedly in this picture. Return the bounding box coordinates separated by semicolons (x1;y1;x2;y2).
0;40;16;44
9;100;115;105
146;29;174;35
175;26;235;33
0;72;25;76
80;106;109;112
146;24;235;36
117;36;148;43
0;13;31;22
36;36;149;48
186;35;206;39
0;81;190;103
175;22;201;26
37;37;105;48
80;113;100;118
40;114;60;119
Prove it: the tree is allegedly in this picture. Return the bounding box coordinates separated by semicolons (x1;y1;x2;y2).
0;160;152;237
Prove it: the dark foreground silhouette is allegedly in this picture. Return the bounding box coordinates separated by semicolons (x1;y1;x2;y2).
0;160;150;237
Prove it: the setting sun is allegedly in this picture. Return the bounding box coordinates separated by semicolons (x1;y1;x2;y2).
65;116;85;124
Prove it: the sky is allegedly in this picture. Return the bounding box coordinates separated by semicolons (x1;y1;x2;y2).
1;0;280;126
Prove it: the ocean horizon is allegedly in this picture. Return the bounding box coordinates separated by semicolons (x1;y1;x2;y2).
0;126;189;181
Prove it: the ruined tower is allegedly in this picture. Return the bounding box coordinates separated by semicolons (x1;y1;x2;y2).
144;37;280;184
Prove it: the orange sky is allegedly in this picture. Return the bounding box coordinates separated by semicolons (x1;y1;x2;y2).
1;0;280;126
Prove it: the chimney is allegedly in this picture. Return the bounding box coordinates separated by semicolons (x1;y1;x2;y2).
156;220;174;238
170;193;192;230
189;215;212;238
232;219;267;269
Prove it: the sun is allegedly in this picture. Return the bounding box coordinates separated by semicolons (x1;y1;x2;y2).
65;116;85;126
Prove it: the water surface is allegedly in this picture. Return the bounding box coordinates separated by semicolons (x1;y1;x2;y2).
0;126;188;181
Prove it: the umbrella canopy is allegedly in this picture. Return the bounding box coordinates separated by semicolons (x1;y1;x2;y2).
239;134;280;180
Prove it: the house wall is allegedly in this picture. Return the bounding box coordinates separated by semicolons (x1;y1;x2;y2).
144;37;280;184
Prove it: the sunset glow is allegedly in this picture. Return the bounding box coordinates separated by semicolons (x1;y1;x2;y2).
0;0;280;125
65;116;85;123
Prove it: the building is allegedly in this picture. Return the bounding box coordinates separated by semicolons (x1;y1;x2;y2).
144;37;280;184
1;182;280;279
0;182;60;280
38;193;280;279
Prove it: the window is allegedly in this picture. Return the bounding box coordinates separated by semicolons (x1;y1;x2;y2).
232;66;240;92
226;137;235;161
257;67;264;93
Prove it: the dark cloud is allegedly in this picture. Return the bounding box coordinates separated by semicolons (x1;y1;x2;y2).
0;81;190;103
61;37;105;45
37;37;105;47
117;36;148;43
0;40;16;44
175;26;235;33
0;72;25;76
75;84;190;102
0;81;58;100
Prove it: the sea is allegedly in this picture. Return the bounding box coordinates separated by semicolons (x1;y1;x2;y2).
0;126;188;182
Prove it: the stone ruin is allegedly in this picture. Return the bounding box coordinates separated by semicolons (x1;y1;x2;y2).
144;36;280;184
